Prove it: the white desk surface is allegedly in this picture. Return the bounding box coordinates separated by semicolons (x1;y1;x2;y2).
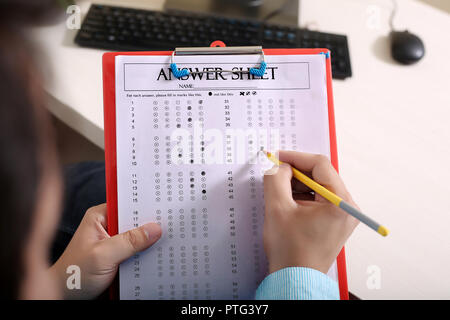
33;0;450;299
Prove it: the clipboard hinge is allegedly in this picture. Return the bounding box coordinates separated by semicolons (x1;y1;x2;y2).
170;46;266;79
174;46;263;56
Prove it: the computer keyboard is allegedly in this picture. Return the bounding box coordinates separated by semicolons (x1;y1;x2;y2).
75;4;352;79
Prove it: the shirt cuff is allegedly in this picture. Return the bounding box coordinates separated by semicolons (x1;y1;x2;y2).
255;267;340;300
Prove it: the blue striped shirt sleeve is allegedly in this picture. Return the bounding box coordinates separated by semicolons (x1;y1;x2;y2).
255;267;340;300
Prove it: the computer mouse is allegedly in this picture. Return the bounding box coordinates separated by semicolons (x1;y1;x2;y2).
390;31;425;65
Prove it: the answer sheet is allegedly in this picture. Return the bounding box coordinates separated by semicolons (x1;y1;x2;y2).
114;53;337;299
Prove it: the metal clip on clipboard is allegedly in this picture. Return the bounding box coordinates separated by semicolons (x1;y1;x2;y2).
170;45;267;79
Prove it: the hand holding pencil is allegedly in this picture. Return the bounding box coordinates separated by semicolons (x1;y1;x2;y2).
262;151;366;275
263;150;389;237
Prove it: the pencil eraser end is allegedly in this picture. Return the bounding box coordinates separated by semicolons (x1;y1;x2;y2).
377;226;389;237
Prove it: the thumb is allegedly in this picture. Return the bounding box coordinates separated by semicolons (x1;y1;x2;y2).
100;223;162;265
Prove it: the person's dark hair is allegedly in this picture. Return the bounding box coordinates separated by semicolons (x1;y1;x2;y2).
0;0;65;26
0;0;63;299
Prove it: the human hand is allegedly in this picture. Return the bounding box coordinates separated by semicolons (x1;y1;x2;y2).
49;204;162;299
263;151;358;275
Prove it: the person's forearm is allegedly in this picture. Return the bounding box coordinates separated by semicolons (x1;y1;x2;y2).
48;259;85;300
48;261;71;299
255;267;340;300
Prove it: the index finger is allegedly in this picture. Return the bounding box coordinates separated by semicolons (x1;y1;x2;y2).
263;163;297;209
84;203;108;229
278;151;349;199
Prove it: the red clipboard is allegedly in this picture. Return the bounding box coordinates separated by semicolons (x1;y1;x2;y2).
102;44;349;300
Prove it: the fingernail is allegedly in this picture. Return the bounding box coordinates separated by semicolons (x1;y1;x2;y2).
279;163;290;169
264;164;279;175
142;223;162;242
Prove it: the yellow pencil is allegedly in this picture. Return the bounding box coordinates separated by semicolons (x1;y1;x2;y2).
264;151;389;237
